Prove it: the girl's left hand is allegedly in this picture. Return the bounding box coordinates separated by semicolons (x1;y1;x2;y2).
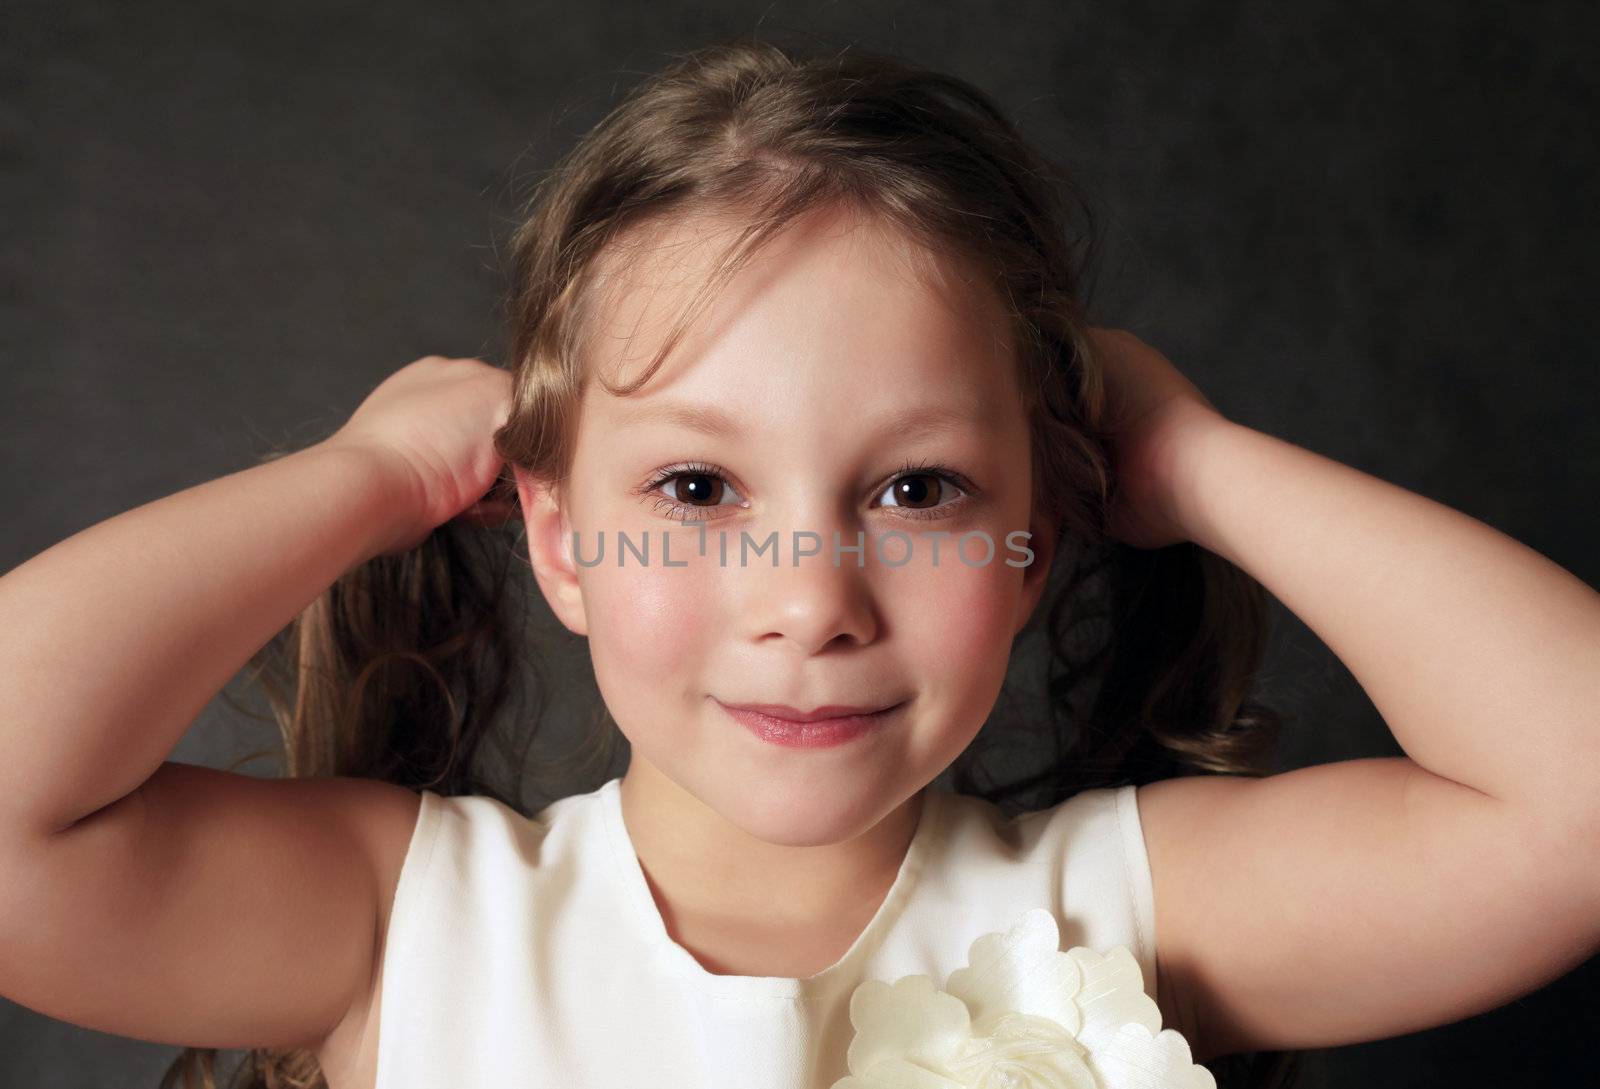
1086;326;1231;550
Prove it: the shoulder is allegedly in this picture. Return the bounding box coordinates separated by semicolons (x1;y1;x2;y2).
358;785;593;916
1011;783;1147;873
1132;775;1236;1063
943;785;1160;987
305;779;423;1085
946;784;1143;872
952;782;1125;837
309;783;561;1082
352;782;427;931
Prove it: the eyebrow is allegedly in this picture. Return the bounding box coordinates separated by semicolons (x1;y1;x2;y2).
618;399;994;439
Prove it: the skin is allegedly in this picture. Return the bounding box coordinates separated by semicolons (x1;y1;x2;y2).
514;203;1058;972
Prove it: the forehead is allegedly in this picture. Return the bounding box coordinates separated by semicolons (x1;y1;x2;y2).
576;203;1018;425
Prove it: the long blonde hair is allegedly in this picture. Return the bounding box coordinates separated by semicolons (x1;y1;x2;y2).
164;33;1301;1089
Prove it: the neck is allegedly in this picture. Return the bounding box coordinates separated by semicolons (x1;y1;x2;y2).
616;760;925;938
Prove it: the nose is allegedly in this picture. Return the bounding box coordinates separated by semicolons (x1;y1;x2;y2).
734;523;881;655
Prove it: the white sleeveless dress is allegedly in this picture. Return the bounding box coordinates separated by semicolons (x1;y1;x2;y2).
373;777;1160;1088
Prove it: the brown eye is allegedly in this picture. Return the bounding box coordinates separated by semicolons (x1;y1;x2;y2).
639;462;746;523
882;473;945;510
666;472;726;507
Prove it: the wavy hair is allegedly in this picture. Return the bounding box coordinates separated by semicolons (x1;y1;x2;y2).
164;33;1303;1089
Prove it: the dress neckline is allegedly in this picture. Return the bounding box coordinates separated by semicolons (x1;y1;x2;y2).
596;776;943;999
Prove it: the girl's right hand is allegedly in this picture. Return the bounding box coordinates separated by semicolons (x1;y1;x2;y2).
323;355;517;557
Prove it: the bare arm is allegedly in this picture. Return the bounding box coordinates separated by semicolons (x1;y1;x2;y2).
1140;417;1600;1060
0;440;410;834
1171;419;1600;828
0;438;422;1051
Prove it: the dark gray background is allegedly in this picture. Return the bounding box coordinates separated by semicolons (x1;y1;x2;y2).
3;0;1597;1085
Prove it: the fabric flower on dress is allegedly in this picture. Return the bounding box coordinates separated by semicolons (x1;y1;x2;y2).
829;907;1214;1089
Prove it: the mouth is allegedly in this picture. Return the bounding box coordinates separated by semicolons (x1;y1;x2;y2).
714;698;906;749
717;700;902;722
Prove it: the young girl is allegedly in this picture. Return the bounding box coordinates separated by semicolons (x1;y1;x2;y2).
2;34;1596;1089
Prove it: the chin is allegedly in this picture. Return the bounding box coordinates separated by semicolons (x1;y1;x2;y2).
717;779;904;848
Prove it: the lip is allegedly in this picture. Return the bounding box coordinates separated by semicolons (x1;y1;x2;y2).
715;698;905;749
721;701;899;723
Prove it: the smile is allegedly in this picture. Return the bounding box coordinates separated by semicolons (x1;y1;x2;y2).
714;698;905;749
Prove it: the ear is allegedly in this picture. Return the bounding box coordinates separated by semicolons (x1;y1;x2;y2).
1013;506;1058;637
513;465;589;637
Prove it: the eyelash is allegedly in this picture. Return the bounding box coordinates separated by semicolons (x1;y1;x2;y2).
636;459;976;524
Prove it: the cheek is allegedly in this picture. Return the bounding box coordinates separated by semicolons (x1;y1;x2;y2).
892;553;1022;724
579;524;1026;741
581;557;721;718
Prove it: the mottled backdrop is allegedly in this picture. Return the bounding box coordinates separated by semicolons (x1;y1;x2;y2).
2;0;1596;1085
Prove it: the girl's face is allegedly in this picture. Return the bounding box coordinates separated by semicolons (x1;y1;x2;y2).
524;204;1054;847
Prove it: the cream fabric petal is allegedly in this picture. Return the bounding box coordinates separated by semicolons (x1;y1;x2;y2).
944;908;1085;1035
832;907;1210;1089
944;1013;1099;1089
1063;946;1163;1050
830;1055;968;1089
843;975;974;1076
1085;1022;1219;1089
